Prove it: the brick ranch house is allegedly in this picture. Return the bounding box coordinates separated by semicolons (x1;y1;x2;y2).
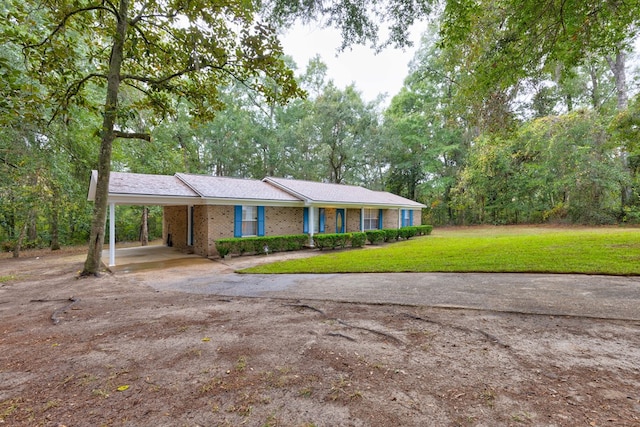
88;171;426;266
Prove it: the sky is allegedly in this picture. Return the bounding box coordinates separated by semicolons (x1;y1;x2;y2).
280;23;424;105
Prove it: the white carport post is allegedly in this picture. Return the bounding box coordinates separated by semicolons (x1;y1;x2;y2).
308;205;315;247
109;202;116;267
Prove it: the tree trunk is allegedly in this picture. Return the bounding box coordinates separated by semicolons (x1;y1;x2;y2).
589;64;599;110
605;49;632;208
50;198;60;251
140;206;149;246
81;0;129;276
13;211;34;258
605;50;628;111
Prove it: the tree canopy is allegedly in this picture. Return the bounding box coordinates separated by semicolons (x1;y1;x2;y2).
1;0;639;267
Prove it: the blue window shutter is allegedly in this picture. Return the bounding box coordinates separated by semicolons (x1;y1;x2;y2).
234;205;242;237
401;209;406;227
303;207;309;233
409;210;414;226
257;206;265;236
378;209;383;229
359;209;363;231
319;208;325;232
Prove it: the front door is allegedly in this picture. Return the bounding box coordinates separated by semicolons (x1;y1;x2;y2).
336;209;345;233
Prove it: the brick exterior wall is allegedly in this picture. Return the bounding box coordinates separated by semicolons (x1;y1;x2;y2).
166;204;423;257
265;206;304;236
192;205;209;256
412;209;423;226
383;209;400;229
163;206;188;251
345;208;361;232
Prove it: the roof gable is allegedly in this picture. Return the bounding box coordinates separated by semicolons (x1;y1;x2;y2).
175;173;300;202
110;172;199;197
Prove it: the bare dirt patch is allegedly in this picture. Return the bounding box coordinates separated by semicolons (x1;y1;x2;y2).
1;250;639;426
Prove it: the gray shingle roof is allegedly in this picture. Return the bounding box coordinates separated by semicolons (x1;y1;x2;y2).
109;172;199;197
264;177;425;208
176;173;300;202
94;171;425;208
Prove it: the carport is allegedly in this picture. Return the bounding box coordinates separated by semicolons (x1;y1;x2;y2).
88;170;201;267
101;244;212;273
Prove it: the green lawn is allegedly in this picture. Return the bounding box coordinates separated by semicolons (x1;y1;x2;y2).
239;226;640;275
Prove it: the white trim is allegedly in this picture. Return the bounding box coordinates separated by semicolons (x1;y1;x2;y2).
107;194;202;206
398;208;402;229
109;203;116;267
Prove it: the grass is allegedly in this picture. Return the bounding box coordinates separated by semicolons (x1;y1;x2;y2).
240;226;640;276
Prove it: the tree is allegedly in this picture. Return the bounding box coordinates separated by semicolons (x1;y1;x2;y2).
312;83;378;184
9;0;302;275
383;27;468;222
438;0;640;99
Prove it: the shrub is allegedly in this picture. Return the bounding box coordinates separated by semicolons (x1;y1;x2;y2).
216;244;231;257
398;226;418;240
365;230;386;245
313;234;335;250
350;232;366;248
415;225;433;236
215;234;308;257
383;229;399;242
314;233;351;250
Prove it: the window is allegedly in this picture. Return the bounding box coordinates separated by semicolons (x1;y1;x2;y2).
363;208;379;230
401;209;413;227
242;206;257;236
234;205;265;237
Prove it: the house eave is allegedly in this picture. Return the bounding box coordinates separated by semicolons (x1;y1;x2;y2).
107;194;203;206
306;201;426;209
202;198;303;207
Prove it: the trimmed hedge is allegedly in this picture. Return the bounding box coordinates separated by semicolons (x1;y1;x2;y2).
383;229;399;242
365;230;386;245
215;225;434;257
215;234;308;257
313;233;349;250
350;232;367;248
398;225;433;240
313;233;368;250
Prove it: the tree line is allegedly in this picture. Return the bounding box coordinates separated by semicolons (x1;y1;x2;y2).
1;0;639;269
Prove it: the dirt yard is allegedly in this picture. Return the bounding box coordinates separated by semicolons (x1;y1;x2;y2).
1;248;639;426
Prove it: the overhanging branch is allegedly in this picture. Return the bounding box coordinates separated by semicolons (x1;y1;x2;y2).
113;131;151;141
25;5;117;49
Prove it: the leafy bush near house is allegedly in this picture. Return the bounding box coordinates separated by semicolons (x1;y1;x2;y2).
314;233;350;250
350;232;366;248
416;225;433;235
397;225;433;239
398;226;418;240
383;229;399;242
365;230;386;245
215;234;308;257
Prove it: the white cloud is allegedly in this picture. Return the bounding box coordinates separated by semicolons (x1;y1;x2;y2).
280;23;422;105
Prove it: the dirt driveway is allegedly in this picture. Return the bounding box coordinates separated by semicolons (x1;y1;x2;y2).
1;249;639;426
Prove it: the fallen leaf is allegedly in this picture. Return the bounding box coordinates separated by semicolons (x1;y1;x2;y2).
117;385;129;392
201;337;211;342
